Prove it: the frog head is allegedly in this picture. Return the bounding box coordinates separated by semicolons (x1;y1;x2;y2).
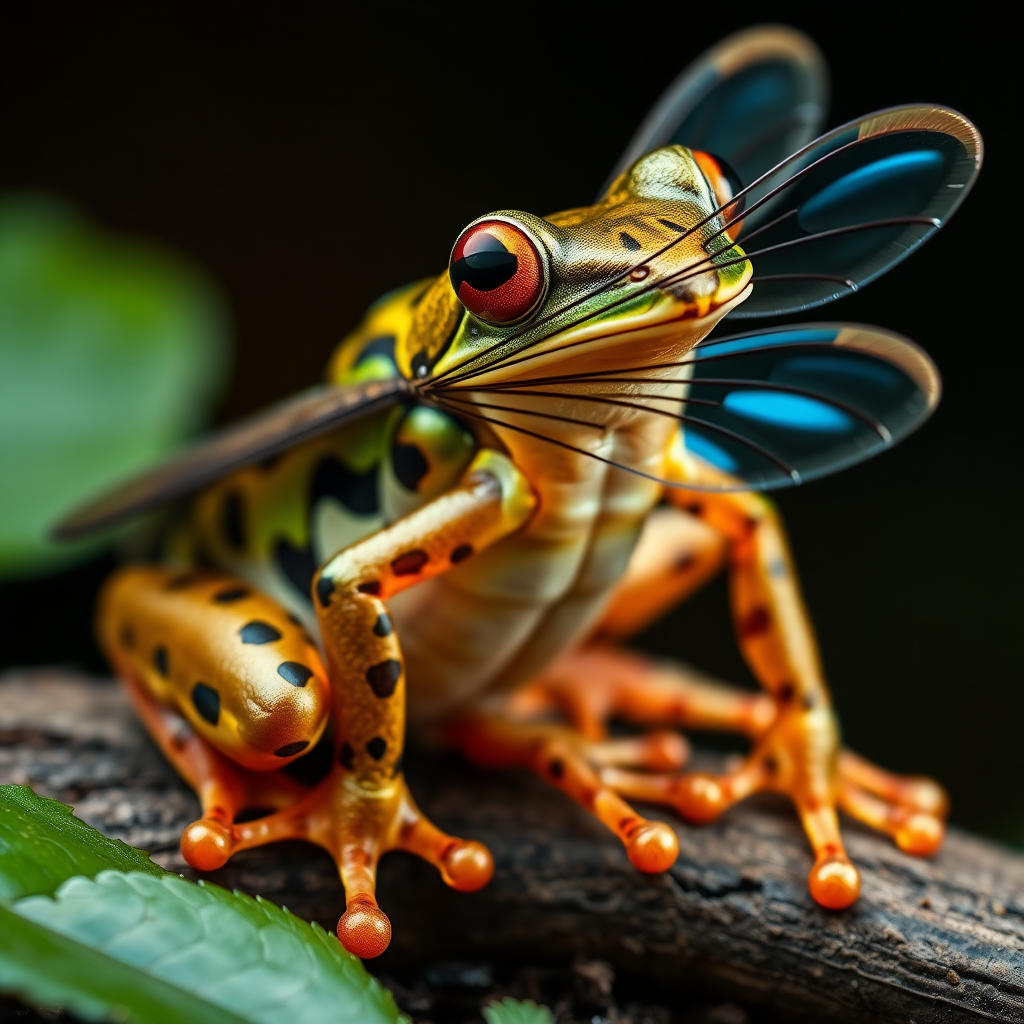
397;146;752;391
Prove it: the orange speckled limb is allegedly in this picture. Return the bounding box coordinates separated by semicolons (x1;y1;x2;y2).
444;712;683;874
655;446;947;907
99;449;535;958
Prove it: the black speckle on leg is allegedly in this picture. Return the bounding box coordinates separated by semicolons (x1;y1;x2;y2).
153;646;169;677
120;623;135;649
366;659;402;698
777;681;795;703
274;537;318;605
213;586;250;604
357;580;381;596
316;574;334;608
365;737;388;761
391;752;404;777
274;740;309;758
450;544;474;564
311;456;379;517
277;661;314;687
392;442;429;492
339;742;355;770
391;549;429;576
239;621;282;645
221;490;247;552
549;758;565;780
373;613;393;637
192;683;220;726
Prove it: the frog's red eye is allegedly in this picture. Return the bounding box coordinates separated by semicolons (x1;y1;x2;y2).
449;220;546;325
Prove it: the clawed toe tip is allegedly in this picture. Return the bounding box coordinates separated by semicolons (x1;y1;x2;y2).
338;901;391;958
441;840;494;892
181;818;233;871
627;821;679;873
809;856;861;910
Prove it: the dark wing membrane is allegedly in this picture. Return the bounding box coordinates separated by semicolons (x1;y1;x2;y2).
672;324;939;490
601;25;827;198
52;377;408;539
722;106;982;318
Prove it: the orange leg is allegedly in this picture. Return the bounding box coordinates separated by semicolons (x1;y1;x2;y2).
99;450;535;958
444;712;682;873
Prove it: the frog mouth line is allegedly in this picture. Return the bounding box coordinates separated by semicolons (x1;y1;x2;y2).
427;278;752;393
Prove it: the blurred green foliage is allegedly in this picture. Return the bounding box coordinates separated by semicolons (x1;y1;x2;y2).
0;195;229;578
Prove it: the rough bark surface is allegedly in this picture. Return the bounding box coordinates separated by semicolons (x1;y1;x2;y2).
1;670;1021;1023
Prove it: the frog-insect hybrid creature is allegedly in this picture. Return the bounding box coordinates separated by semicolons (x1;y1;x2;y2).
57;26;980;958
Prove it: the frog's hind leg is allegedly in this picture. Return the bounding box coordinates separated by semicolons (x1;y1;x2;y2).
98;564;491;959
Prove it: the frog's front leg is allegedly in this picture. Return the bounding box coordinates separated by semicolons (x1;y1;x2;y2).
98;449;534;958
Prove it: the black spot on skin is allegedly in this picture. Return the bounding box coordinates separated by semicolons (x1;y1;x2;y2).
339;742;355;770
365;737;388;761
549;758;565;780
153;646;169;677
392;549;429;576
740;606;771;638
274;537;318;605
221;490;247;552
658;218;685;232
287;612;303;626
392;442;430;491
619;232;642;251
192;683;220;726
356;334;396;365
275;740;309;758
120;624;135;649
673;553;696;573
278;661;314;687
357;580;381;596
213;586;250;604
316;574;334;608
391;752;404;778
450;544;474;564
165;572;205;591
777;681;795;703
311;456;379;517
366;659;402;698
763;755;779;776
373;613;393;637
234;806;275;823
686;502;703;517
239;621;282;645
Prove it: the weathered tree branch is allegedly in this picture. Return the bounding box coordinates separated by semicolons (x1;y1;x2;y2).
1;671;1021;1022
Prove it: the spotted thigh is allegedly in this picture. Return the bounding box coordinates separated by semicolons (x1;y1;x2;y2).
98;567;331;771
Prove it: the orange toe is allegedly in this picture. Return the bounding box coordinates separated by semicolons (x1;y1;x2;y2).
674;773;727;824
895;812;945;857
337;901;392;958
627;821;679;873
441;839;494;891
808;856;861;910
181;818;233;871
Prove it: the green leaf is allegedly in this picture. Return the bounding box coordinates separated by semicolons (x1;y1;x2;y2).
0;786;164;900
0;788;406;1023
4;872;404;1024
0;194;231;578
482;997;555;1024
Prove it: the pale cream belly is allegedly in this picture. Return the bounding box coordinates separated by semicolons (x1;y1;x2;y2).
394;449;665;724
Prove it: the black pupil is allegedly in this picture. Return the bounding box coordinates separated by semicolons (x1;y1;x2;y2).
450;232;518;293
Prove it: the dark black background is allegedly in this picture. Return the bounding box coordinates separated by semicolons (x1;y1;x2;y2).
1;4;1019;846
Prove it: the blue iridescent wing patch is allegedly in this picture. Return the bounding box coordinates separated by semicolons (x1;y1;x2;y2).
719;106;982;317
671;324;940;490
602;25;828;199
